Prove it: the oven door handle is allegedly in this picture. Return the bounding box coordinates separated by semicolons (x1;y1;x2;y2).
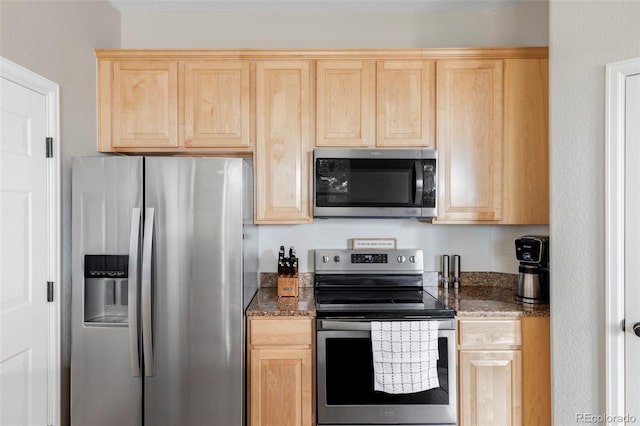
319;319;455;332
319;320;372;331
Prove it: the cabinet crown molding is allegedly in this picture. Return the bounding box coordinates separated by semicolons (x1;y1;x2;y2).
95;47;548;60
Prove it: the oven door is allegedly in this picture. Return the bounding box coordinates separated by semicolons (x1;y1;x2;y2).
317;318;457;426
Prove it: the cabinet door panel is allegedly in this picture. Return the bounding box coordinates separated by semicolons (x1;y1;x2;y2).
503;58;549;224
437;59;503;221
377;60;435;147
184;61;252;149
521;316;551;426
316;61;374;147
112;61;178;148
250;348;313;426
255;61;312;224
459;350;522;426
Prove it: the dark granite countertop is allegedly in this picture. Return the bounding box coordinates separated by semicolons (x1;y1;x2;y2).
246;272;549;318
429;286;550;318
246;287;316;317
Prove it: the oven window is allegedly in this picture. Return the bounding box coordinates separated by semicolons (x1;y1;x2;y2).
324;336;449;405
315;159;416;207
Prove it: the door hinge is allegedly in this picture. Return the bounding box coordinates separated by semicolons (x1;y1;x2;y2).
46;137;53;158
47;281;54;302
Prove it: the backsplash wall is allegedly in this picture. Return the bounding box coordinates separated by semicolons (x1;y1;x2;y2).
258;220;549;274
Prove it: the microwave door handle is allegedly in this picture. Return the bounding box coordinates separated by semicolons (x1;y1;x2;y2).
414;160;423;206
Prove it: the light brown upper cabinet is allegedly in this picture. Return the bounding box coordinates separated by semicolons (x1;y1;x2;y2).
95;48;548;225
315;59;435;148
436;57;549;224
436;59;504;222
98;57;253;153
316;60;375;147
254;61;313;224
502;58;549;224
106;60;179;149
183;61;252;149
377;60;436;147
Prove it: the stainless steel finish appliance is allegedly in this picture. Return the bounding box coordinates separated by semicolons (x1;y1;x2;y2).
514;235;549;304
314;249;457;426
313;148;437;219
71;157;258;426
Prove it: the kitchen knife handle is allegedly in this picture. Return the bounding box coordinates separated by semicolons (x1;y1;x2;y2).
142;208;155;376
128;208;142;377
414;160;423;206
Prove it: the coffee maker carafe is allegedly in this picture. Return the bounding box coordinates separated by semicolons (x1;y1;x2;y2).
514;235;549;304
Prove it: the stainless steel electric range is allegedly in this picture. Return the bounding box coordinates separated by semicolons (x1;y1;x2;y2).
314;249;457;426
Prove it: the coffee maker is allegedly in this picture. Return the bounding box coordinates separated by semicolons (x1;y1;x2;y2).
514;235;549;304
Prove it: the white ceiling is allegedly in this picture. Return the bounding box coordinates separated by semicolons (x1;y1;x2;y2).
109;0;521;13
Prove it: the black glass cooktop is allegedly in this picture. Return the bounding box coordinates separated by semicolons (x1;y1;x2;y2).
315;287;455;318
316;288;425;305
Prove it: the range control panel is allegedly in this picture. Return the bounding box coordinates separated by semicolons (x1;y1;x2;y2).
314;249;424;274
351;253;388;264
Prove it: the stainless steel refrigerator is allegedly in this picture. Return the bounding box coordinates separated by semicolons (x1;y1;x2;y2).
71;156;258;426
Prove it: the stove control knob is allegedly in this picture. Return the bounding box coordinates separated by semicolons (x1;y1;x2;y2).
322;256;330;263
409;256;416;263
334;255;341;263
397;255;406;263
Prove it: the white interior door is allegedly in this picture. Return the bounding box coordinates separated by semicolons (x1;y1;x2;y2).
606;57;640;426
0;76;50;425
625;71;640;423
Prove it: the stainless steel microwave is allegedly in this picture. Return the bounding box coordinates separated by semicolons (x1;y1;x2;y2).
313;148;437;218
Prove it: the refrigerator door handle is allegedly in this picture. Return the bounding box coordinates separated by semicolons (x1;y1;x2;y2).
142;207;155;376
128;208;142;377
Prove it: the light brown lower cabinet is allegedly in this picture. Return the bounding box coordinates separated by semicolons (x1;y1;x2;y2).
458;317;550;426
459;350;522;426
248;317;314;426
520;317;552;426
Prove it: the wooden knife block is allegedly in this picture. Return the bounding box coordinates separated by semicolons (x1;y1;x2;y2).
277;275;299;297
277;297;299;310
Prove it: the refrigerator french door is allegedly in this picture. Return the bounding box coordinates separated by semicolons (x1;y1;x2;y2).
71;156;258;426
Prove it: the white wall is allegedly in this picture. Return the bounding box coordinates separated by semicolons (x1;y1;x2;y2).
121;1;548;48
0;2;120;424
120;0;550;276
549;0;640;423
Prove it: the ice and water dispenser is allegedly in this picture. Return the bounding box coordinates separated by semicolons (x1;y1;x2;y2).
84;255;129;326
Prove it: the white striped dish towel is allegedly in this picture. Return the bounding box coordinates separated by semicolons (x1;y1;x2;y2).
370;321;440;394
